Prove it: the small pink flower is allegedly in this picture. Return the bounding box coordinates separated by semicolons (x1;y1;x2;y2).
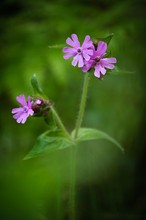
36;99;41;105
62;34;94;68
12;94;34;124
82;41;117;78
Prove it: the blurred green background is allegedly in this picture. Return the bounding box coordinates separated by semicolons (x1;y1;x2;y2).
0;0;146;219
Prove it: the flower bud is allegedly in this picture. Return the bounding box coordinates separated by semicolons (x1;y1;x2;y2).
92;39;99;49
32;97;52;117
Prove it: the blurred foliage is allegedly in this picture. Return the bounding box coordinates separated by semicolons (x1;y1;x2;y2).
0;0;146;219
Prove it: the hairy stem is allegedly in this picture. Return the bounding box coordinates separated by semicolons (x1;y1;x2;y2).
70;145;77;220
70;72;90;220
51;107;70;139
74;72;90;139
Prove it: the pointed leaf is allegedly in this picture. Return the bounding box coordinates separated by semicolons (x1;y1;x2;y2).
31;74;47;98
71;128;124;152
110;66;135;75
24;130;74;160
99;33;114;45
93;33;114;46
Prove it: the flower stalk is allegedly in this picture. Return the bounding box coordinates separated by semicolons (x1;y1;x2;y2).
70;71;90;220
70;144;77;220
51;107;70;139
74;72;90;139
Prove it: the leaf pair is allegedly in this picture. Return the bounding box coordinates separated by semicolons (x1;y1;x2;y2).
24;127;123;160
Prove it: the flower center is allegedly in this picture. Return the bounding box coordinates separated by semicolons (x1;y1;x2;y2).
23;106;29;113
77;48;82;54
95;56;100;62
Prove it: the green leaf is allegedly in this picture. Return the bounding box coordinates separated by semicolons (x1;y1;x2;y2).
99;33;114;45
23;130;74;160
110;66;135;75
31;74;47;98
48;44;65;49
71;128;124;152
93;33;114;46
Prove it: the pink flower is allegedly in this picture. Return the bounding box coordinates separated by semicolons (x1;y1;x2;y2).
12;94;34;124
36;99;41;105
82;41;117;78
62;34;94;68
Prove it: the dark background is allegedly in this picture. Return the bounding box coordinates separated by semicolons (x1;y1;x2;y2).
0;0;146;219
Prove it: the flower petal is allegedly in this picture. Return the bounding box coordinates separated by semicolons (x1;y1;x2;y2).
82;49;93;61
72;55;78;66
72;54;84;67
82;35;93;49
99;65;106;75
101;58;116;69
82;66;88;73
103;62;115;69
13;112;22;120
27;96;34;109
62;47;76;53
27;96;31;108
82;51;90;61
16;113;27;124
12;107;23;114
78;55;84;67
16;94;27;106
63;53;74;60
71;34;80;48
66;34;80;48
82;60;94;72
94;65;101;78
21;115;28;124
62;47;77;60
28;109;34;116
96;41;107;58
66;37;75;47
87;49;94;56
102;57;117;64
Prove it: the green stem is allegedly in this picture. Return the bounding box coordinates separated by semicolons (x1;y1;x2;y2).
74;72;90;139
51;107;70;139
69;72;90;220
70;145;77;220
